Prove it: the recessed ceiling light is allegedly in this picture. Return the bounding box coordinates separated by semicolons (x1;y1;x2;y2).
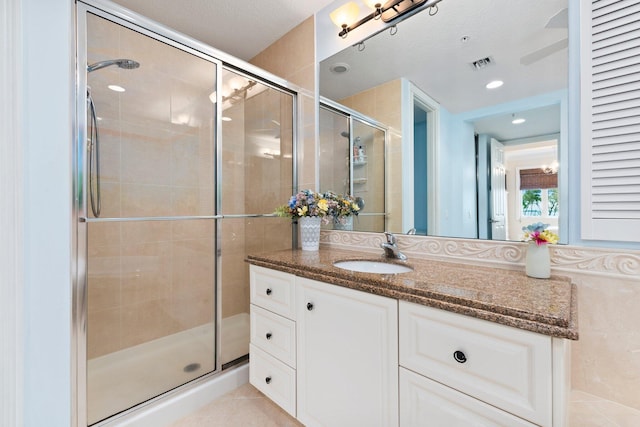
486;80;503;89
108;84;125;92
512;117;526;124
330;62;350;74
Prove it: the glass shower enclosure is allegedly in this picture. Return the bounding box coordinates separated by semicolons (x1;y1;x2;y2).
76;3;294;425
319;102;386;232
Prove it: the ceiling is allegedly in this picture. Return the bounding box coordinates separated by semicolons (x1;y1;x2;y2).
110;0;336;61
320;0;568;112
110;0;568;144
319;0;568;143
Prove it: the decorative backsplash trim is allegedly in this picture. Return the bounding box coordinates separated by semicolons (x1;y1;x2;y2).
320;231;640;278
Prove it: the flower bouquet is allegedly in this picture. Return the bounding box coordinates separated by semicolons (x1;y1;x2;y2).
275;189;329;251
322;191;360;226
522;222;558;279
275;189;329;220
522;222;559;246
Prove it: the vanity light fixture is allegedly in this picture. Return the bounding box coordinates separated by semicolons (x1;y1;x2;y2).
330;0;443;39
363;0;384;19
512;117;526;124
485;80;503;89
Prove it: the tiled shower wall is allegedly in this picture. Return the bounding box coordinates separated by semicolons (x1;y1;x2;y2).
87;123;215;359
339;79;403;233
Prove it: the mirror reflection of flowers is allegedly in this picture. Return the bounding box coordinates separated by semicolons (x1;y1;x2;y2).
322;191;360;224
275;189;329;219
522;222;559;246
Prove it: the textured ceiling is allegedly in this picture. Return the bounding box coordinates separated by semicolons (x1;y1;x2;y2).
320;0;568;114
110;0;336;61
109;0;568;143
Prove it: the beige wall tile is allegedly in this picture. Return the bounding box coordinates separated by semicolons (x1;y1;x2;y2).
120;299;176;348
88;307;122;359
570;273;640;410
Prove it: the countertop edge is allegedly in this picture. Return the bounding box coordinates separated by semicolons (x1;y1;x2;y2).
246;255;579;341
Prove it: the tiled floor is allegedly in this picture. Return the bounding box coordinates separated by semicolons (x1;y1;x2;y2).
171;385;640;427
569;390;640;427
169;384;302;427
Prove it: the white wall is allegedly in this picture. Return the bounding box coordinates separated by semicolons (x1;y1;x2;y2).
22;1;74;425
1;1;24;426
436;108;477;238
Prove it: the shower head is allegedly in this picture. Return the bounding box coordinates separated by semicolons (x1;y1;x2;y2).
340;131;350;138
87;59;140;73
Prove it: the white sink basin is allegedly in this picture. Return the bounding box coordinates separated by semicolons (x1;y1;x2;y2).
333;260;413;274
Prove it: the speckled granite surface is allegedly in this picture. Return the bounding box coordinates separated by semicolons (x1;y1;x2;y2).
246;248;578;340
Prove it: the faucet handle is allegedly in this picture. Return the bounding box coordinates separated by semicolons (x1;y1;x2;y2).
384;232;396;245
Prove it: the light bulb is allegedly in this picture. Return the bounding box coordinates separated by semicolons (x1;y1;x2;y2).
363;0;382;10
330;2;360;29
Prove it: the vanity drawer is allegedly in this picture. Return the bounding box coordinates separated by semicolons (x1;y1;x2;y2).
399;301;552;426
250;344;296;417
250;265;296;320
399;367;536;427
250;304;296;368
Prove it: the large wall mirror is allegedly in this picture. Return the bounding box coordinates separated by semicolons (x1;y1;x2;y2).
318;0;568;243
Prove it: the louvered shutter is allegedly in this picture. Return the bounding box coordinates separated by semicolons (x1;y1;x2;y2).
581;0;640;241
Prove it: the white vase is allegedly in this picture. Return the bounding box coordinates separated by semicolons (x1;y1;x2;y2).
333;216;353;231
299;216;321;251
525;242;551;279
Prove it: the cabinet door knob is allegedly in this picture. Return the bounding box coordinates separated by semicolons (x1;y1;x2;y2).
307;302;314;311
265;376;272;384
266;288;272;295
266;332;272;340
453;350;467;363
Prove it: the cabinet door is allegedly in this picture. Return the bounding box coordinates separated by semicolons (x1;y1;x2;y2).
399;301;551;426
399;368;536;427
296;278;398;427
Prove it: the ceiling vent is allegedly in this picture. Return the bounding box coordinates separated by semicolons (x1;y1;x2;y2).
470;56;494;71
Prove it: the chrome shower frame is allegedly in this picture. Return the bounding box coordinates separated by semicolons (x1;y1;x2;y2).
74;1;300;426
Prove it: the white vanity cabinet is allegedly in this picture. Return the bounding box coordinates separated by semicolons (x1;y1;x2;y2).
399;300;569;427
249;265;399;427
296;277;398;427
249;265;570;427
249;266;297;416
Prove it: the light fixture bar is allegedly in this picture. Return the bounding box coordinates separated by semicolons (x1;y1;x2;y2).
337;0;442;38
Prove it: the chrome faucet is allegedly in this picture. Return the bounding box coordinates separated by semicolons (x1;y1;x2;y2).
380;232;407;260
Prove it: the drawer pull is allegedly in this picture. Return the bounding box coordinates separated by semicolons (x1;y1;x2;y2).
453;350;467;364
265;376;272;384
307;302;314;311
266;288;272;296
266;332;272;340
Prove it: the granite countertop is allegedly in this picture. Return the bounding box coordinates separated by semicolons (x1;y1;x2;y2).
246;248;579;340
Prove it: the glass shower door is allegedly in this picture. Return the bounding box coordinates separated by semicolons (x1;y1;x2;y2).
218;68;294;367
83;12;218;424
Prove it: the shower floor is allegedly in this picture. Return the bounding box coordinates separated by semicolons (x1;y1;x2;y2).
88;313;249;425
